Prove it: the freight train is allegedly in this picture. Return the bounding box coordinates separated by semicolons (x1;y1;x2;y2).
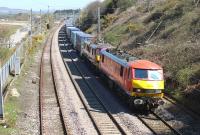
65;24;165;110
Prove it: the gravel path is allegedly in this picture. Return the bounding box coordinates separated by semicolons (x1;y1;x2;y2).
11;41;43;135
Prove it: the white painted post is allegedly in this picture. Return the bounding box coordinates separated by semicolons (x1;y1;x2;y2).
97;7;101;41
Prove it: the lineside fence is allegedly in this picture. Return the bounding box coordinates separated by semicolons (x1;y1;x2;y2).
0;41;25;119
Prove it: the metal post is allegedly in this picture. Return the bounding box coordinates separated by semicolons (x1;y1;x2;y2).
73;10;75;25
30;9;32;46
48;5;50;23
40;9;42;34
78;10;81;28
97;7;101;41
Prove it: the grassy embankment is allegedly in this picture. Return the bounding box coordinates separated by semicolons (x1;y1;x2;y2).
79;0;200;109
0;24;21;66
0;33;45;134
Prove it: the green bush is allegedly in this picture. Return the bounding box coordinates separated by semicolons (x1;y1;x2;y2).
128;23;145;34
104;24;128;46
102;14;118;29
176;65;200;87
79;1;101;31
117;0;136;11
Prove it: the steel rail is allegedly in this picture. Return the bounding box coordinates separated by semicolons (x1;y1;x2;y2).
58;26;126;135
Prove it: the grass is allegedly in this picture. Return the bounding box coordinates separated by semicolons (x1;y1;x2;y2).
104;24;128;46
0;24;21;67
128;23;145;34
0;24;21;39
0;48;16;67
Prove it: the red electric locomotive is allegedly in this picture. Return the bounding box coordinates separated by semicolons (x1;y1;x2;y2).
99;49;164;110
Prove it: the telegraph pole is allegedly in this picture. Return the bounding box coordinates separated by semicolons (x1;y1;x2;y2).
48;5;50;24
30;9;32;46
40;9;42;34
97;7;101;41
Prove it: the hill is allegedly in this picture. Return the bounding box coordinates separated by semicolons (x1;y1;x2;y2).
0;7;28;14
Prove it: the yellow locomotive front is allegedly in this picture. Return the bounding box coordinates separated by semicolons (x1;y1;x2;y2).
128;60;164;110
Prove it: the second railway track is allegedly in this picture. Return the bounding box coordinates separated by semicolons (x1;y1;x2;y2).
136;111;182;135
39;28;66;135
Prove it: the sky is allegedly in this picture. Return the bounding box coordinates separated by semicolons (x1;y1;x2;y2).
0;0;103;11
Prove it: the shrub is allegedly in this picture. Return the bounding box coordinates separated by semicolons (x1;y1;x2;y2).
101;0;115;15
143;11;163;23
160;24;177;39
79;1;101;31
128;23;145;34
176;64;200;88
104;24;128;46
32;35;43;41
117;0;136;11
102;14;118;29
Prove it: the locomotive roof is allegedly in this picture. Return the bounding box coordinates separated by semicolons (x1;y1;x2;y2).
102;49;162;69
110;49;138;62
128;60;162;70
101;50;129;67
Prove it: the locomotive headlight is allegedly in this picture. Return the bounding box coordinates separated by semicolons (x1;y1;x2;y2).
135;89;141;93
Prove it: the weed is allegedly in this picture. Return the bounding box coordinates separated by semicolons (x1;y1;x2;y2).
0;24;21;39
104;24;128;46
128;23;145;34
176;64;200;88
102;14;118;29
160;24;177;39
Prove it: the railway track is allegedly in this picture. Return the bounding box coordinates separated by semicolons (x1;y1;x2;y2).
58;25;184;135
58;27;126;135
164;94;200;118
136;111;182;135
39;28;66;135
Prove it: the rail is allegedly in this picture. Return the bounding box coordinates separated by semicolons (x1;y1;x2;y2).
58;26;126;135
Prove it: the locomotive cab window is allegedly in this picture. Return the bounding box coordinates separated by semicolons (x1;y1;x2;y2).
135;69;148;79
120;66;124;77
148;70;162;80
